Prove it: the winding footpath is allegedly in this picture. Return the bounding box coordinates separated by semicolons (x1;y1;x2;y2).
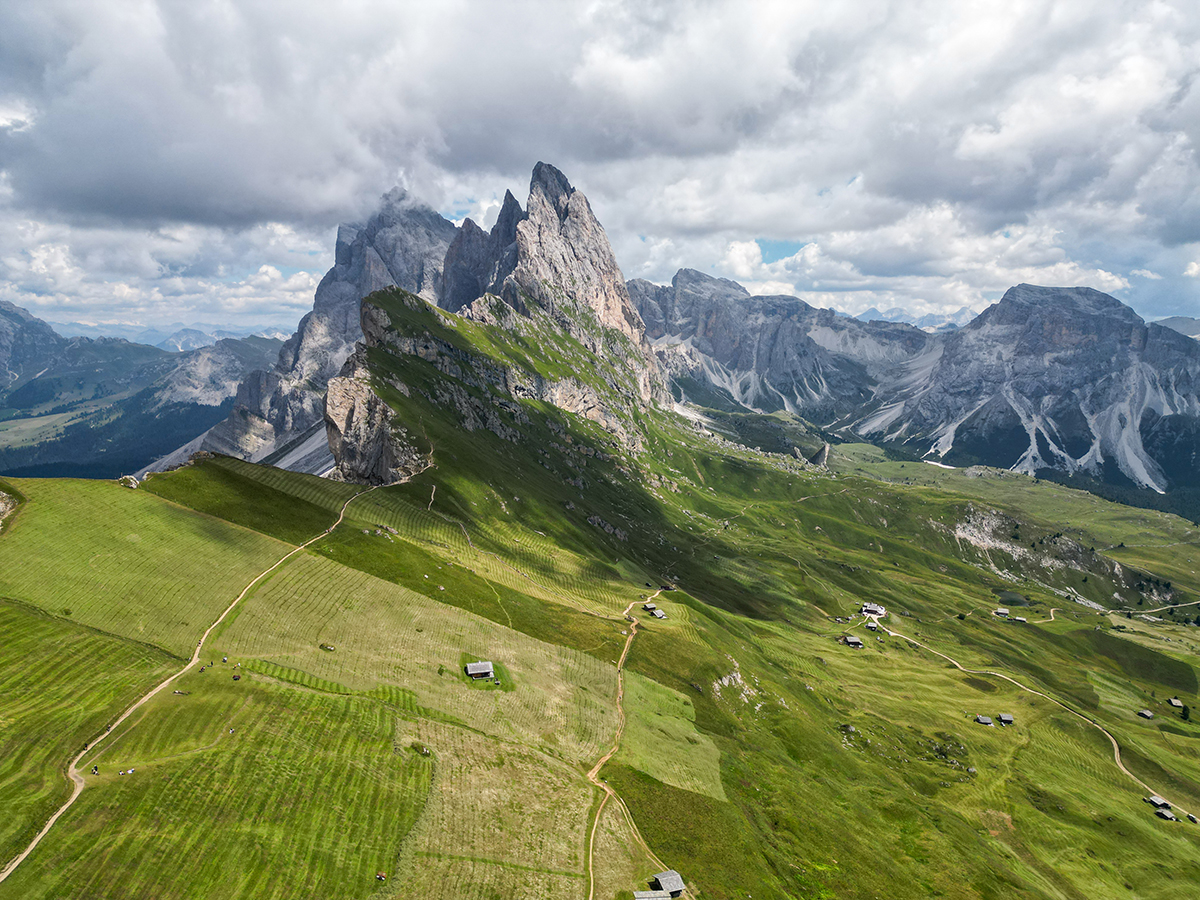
584;593;669;900
0;484;380;885
868;615;1192;820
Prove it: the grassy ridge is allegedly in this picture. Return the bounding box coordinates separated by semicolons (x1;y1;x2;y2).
6;286;1200;897
141;456;354;544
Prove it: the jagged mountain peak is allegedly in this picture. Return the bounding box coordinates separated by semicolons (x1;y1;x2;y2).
673;268;752;298
441;163;667;404
528;161;576;219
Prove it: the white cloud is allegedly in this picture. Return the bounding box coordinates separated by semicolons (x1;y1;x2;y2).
1185;261;1200;277
1132;268;1163;279
0;0;1199;324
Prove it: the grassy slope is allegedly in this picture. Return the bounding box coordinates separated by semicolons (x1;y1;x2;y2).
1;675;434;900
4;290;1200;898
0;478;289;657
0;600;176;867
141;456;356;544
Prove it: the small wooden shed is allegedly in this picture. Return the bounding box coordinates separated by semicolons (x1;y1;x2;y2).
652;870;686;897
465;661;495;679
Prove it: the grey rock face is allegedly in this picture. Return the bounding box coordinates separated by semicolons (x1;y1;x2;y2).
171;190;458;467
856;284;1200;491
358;294;645;450
324;346;425;485
637;273;1200;492
441;163;668;407
149;337;284;410
631;268;929;417
0;299;68;390
1157;316;1200;340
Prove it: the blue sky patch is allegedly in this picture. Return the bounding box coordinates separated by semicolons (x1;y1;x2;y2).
756;239;806;264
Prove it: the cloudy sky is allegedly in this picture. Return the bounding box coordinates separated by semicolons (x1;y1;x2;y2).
1;0;1198;330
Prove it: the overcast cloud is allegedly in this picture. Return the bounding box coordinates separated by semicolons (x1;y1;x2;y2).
0;0;1198;328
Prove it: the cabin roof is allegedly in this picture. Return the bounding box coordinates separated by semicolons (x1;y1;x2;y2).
654;870;685;893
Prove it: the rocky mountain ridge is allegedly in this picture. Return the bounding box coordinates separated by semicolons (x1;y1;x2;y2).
157;163;667;477
854;284;1200;492
0;300;283;477
1157;316;1200;340
178;189;459;470
122;163;1200;500
631;268;929;418
633;272;1200;494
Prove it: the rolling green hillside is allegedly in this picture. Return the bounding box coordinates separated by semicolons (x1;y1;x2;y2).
1;290;1199;899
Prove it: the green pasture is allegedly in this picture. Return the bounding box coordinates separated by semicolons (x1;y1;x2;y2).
0;675;432;900
5;289;1200;898
142;456;357;544
0;600;176;869
0;477;288;656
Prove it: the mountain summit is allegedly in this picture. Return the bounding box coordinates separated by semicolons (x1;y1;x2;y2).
441;162;665;405
856;283;1200;492
150;164;666;476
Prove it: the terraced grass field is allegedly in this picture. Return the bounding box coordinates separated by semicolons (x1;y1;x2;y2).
6;381;1200;899
0;601;176;869
0;478;290;656
0;675;434;900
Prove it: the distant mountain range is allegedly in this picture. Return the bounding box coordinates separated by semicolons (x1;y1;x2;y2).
0;301;282;477
1157;315;1200;340
7;163;1199;513
633;271;1200;496
855;305;980;331
46;320;292;351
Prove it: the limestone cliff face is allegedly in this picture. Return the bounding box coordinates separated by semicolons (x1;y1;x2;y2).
855;284;1200;490
440;163;668;408
631;268;929;418
324;345;425;485
156;164;668;476
382;295;641;442
183;190;458;467
636;271;1200;492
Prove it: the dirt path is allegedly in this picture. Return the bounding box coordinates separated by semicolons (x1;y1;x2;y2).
0;483;382;885
1032;607;1060;623
584;593;670;900
871;616;1191;819
1135;598;1200;615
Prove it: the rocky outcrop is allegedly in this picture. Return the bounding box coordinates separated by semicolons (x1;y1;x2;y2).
808;442;832;467
358;293;645;450
324;346;425;485
157;189;458;471
631;268;929;418
441;163;668;407
0;488;16;531
854;284;1200;491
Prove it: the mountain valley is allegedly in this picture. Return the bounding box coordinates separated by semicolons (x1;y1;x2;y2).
2;165;1200;900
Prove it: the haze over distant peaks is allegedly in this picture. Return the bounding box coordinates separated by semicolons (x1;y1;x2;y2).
855;305;980;332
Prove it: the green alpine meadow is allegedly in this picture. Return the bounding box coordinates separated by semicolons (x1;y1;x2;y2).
4;237;1200;896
